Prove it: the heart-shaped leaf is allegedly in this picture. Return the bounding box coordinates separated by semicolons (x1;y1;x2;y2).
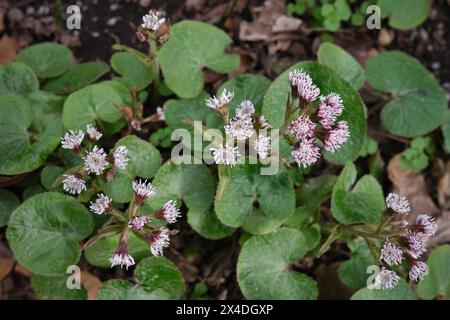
417;245;450;299
365;51;447;138
42;62;110;94
262;62;366;165
97;256;185;300
31;275;87;300
17;42;72;78
0;62;38;95
0;94;63;175
0;189;20;227
317;42;365;90
379;0;431;30
111;52;153;91
159;20;240;98
331;162;384;225
6;192;94;276
351;278;415;300
237;228;318;299
187;207;236;240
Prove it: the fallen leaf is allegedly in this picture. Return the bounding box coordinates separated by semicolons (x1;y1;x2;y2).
272;15;302;33
0;36;17;64
14;263;32;277
80;271;102;300
0;257;15;281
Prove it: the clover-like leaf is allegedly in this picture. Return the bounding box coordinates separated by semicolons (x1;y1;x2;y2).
215;164;295;228
417;245;450;299
379;0;431;30
0;189;20;227
31;275;87;300
84;232;151;268
97;256;185;300
63;82;126;131
317;42;365;90
0;62;39;95
218;74;271;115
365;51;447;138
0;94;63;175
351;278;415;300
331;162;384;225
111;52;153;91
262;62;366;164
42;62;110;94
6;192;94;276
237;228;318;299
159;20;240;98
17;42;72;78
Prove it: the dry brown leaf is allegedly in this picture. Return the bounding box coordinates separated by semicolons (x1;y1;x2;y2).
0;257;15;281
387;154;439;222
80;271;102;300
272;15;302;33
14;263;32;277
0;36;17;64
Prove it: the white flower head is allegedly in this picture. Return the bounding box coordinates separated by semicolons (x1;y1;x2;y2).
225;117;254;140
205;89;234;110
323;121;350;152
156;107;165;121
292;139;321;168
406;231;427;259
409;261;429;282
318;92;344;129
62;174;86;195
415;214;437;236
61;130;84;151
128;215;150;231
380;240;404;266
376;267;400;290
133;179;157;205
289;115;316;140
84;146;108;175
211;144;241;167
255;135;271;160
236;100;255;119
141;9;166;31
161;200;181;224
289;69;320;103
86;124;102;141
89;193;112;215
113;146;129;170
386;193;411;214
109;241;135;269
147;227;170;256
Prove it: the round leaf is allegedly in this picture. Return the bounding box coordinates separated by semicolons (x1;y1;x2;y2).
110;52;153;91
262;61;366;164
0;189;20;227
379;0;431;30
366;51;447;137
31;275;87;300
351;278;415;300
6;192;94;276
187;207;236;240
237;228;318;299
17;42;72;78
0;62;38;95
159;20;240;98
417;245;450;299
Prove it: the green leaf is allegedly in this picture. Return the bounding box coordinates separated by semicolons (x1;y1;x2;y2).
97;256;185;300
351;278;415;300
6;192;94;276
218;74;271;115
366;51;447;137
111;52;153;91
417;245;450;299
63;82;125;130
0;94;63;175
442;110;450;153
42;62;110;94
262;61;366;164
379;0;431;30
215;164;295;228
331;162;384;224
0;62;39;95
242;208;285;235
317;42;365;90
41;165;65;191
187;207;236;240
359;136;378;157
101;170;133;203
159;20;240;98
0;189;20;227
31;275;87;300
17;42;72;78
237;228;318;299
84;233;151;268
296;174;337;207
23;184;45;200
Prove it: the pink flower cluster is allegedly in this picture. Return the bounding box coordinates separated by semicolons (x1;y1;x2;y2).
288;70;349;168
377;193;437;289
